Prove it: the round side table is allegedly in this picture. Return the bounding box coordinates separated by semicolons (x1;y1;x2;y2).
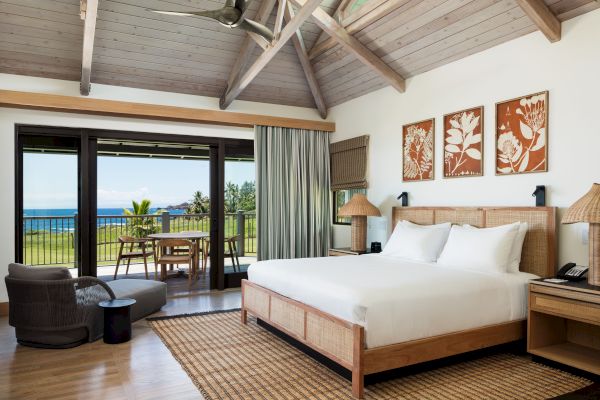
98;298;136;344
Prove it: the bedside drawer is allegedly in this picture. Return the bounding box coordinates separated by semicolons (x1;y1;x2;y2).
530;293;600;325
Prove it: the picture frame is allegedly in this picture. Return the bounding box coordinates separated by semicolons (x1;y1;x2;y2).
495;91;548;175
443;106;484;178
402;118;435;182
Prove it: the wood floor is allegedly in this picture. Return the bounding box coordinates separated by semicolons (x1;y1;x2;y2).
0;290;241;400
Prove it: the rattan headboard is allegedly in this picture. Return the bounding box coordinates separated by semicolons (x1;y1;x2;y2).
391;207;557;278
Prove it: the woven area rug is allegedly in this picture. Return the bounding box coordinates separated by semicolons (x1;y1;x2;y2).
148;310;591;400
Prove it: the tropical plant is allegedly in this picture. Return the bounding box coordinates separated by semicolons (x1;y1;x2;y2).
238;181;256;211
186;191;210;214
444;111;482;176
225;182;240;213
123;199;160;238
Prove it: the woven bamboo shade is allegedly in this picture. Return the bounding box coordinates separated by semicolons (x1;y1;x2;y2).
562;183;600;286
330;135;369;190
562;183;600;224
338;194;381;217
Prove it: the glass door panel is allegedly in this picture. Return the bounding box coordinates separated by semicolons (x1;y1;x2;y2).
20;136;80;276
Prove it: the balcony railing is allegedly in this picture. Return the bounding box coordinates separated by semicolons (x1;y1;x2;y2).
22;211;256;267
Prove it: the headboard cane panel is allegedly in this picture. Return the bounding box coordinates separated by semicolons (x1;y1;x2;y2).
392;207;557;278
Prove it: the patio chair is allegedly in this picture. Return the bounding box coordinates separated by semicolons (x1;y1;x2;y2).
114;236;155;280
203;235;241;272
5;263;167;348
154;239;197;287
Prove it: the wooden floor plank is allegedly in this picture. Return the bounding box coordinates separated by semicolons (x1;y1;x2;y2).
0;290;242;400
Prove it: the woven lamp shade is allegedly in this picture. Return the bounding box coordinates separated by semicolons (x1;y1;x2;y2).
562;183;600;224
338;194;381;217
338;194;380;253
562;183;600;286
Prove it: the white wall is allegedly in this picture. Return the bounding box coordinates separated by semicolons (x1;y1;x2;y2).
0;75;324;302
329;9;600;270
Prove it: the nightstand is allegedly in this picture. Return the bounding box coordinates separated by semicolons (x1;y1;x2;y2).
528;279;600;375
328;248;371;257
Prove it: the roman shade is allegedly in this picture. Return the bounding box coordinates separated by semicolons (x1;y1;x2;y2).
330;135;369;190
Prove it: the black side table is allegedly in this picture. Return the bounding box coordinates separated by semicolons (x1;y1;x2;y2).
98;298;136;344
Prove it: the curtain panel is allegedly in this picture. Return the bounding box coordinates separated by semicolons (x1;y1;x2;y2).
255;126;331;261
330;135;369;190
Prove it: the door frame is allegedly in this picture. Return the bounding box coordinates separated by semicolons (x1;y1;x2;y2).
15;124;253;290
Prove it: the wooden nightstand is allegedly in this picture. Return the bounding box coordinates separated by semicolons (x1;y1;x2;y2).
528;279;600;375
328;248;371;257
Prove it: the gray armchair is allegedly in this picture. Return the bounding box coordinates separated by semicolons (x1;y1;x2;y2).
5;263;167;348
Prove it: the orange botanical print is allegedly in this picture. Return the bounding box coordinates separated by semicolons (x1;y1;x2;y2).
496;91;548;175
403;119;434;181
443;107;483;178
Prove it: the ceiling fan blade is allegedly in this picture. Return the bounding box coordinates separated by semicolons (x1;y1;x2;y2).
148;9;224;19
238;19;274;42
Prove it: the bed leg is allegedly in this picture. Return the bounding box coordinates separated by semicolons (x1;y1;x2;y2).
352;369;364;399
352;325;365;399
241;308;247;324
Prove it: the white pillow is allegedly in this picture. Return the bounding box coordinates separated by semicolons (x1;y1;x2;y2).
381;220;451;262
464;222;528;273
437;223;519;274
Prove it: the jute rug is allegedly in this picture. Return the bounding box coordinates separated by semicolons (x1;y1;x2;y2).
148;310;591;400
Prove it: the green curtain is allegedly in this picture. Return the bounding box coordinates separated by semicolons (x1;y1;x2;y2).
255;125;331;260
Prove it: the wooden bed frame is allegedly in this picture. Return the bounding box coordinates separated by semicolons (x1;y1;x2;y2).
241;206;557;398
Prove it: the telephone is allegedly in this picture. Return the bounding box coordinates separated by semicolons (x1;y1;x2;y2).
557;263;588;281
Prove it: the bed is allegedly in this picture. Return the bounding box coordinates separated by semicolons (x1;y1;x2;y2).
241;206;557;398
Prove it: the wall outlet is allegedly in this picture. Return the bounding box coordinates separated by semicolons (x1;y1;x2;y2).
582;224;589;245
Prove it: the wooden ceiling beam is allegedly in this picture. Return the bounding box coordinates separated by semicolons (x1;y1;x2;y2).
0;89;335;131
220;0;323;110
284;2;327;119
291;0;405;92
308;0;408;60
223;0;277;91
80;0;99;96
516;0;561;42
273;0;287;40
309;0;353;54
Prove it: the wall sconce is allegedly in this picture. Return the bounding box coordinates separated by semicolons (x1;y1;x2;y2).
532;185;546;207
397;192;408;207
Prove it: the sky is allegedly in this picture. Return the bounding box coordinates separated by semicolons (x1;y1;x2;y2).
23;153;255;209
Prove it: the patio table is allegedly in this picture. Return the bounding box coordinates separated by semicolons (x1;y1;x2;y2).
148;232;209;280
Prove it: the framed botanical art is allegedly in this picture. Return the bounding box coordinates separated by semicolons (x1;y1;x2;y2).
402;118;434;181
496;91;548;175
443;106;483;178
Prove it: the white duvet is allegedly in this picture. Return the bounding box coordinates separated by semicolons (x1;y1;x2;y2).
247;254;538;348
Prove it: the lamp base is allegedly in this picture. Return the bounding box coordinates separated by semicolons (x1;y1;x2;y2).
590;223;600;286
350;216;367;253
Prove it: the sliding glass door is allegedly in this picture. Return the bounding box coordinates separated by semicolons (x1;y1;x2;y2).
16;125;254;291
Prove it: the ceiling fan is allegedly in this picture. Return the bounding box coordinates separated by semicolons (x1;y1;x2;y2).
149;0;274;42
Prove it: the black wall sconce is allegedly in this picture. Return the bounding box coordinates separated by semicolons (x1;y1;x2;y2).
532;185;546;207
397;192;408;207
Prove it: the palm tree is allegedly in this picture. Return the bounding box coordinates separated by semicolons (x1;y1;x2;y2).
123;199;160;238
186;191;210;214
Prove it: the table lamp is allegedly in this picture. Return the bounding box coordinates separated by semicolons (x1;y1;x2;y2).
338;194;381;252
562;183;600;286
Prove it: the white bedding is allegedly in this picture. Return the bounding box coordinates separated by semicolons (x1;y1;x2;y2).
247;254;538;348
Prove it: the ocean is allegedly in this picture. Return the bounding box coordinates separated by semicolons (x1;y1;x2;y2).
23;208;186;232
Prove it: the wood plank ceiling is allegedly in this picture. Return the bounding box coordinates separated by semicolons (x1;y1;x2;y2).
0;0;598;118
